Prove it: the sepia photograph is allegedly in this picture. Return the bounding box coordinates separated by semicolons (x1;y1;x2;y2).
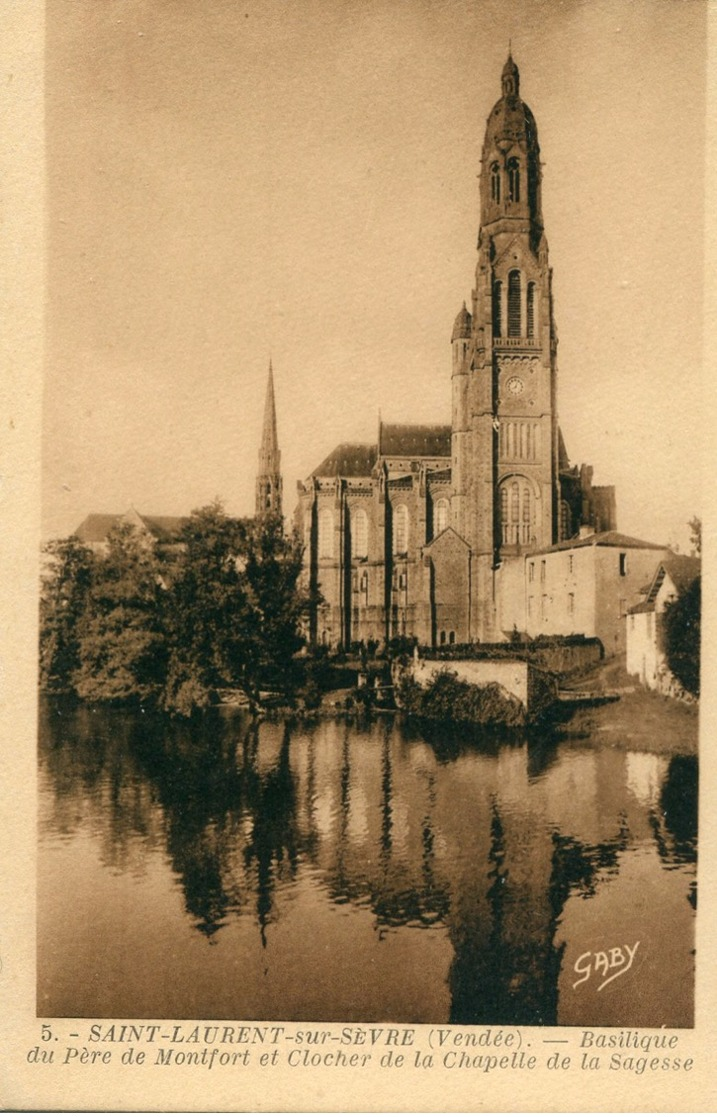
36;0;703;1042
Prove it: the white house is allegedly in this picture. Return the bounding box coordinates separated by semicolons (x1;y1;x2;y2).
524;530;669;656
626;554;700;696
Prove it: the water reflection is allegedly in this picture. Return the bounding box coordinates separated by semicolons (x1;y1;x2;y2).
38;700;696;1024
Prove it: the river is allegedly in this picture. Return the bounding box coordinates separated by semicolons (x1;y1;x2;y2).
37;699;696;1026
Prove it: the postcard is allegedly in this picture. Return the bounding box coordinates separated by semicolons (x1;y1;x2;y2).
2;0;715;1110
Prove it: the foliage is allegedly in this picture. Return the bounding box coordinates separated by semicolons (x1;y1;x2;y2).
239;514;307;695
689;516;702;557
161;506;307;714
72;524;167;704
397;668;525;728
387;634;418;658
39;537;95;693
161;503;251;714
662;578;701;697
39;505;310;716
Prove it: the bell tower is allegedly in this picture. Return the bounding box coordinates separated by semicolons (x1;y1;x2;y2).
451;55;560;638
255;360;283;520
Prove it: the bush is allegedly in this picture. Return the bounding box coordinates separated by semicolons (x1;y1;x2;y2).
662;578;700;697
399;669;525;729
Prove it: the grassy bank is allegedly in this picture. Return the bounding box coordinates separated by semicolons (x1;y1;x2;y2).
560;657;698;755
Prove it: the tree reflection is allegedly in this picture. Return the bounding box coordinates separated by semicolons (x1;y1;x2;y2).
39;700;697;1023
649;754;698;909
447;802;627;1025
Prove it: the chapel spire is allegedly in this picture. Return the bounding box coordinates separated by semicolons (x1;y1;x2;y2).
255;360;283;520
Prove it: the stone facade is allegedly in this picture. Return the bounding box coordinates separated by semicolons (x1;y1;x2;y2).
296;56;615;648
525;531;669;657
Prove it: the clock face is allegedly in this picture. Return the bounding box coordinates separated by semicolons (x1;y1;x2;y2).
506;376;524;396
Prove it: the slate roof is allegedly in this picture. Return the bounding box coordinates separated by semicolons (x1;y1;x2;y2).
662;554;701;595
74;513;124;544
380;423;451;458
452;302;472;342
628;554;701;615
557;428;571;472
74;512;187;544
531;531;667;556
311;424;452;479
140;515;188;540
312;443;377;478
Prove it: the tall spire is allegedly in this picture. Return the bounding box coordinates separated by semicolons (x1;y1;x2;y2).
255;360;283;520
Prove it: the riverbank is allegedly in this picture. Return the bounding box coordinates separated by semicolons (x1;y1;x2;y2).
558;656;698;755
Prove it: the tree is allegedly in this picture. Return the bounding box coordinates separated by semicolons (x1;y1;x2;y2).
161;506;309;715
40;503;310;717
161;503;251;715
72;523;167;704
662;577;701;697
39;537;95;693
688;516;702;557
237;514;307;698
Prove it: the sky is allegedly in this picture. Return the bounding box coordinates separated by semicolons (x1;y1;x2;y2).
43;0;707;550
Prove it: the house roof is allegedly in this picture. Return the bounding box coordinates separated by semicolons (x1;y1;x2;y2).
74;513;124;543
661;554;701;594
627;554;700;614
530;531;667;556
627;601;655;615
74;512;187;544
380;423;451;458
140;515;188;540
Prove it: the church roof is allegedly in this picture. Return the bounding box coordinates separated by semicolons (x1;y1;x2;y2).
557;428;570;471
311;442;377;478
258;361;280;464
502;53;519;82
310;424;452;479
380;423;451;458
485;53;538;162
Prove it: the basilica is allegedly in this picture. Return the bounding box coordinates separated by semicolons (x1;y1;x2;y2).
289;56;616;648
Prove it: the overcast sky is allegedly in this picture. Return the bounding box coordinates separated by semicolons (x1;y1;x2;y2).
43;0;706;550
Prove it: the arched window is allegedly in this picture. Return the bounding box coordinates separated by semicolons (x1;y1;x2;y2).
393;504;409;555
560;499;571;541
507;157;520;203
318;508;334;559
434;497;449;537
510;480;520;526
492;281;502;338
500;485;508;528
351;507;368;558
499;477;534;545
490;161;501;203
508;270;521;337
522;486;531;541
527;282;536;338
